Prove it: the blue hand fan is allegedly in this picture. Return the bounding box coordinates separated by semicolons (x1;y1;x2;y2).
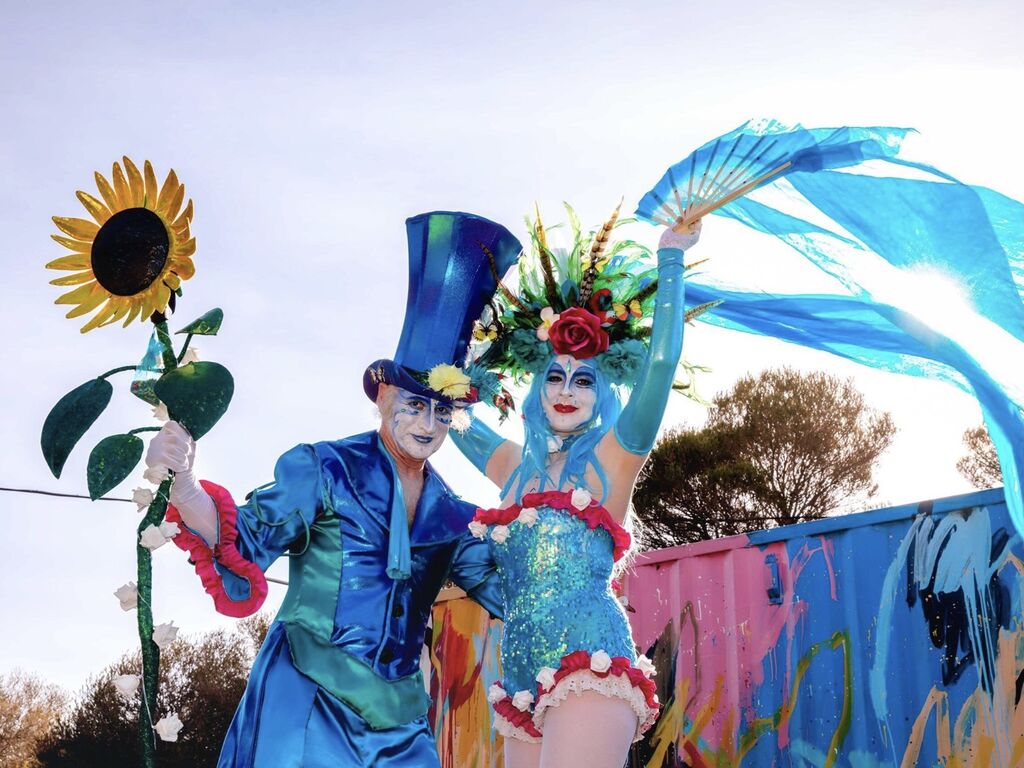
636;120;910;230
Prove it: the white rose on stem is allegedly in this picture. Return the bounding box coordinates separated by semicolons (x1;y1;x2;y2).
636;655;657;678
487;684;506;704
179;346;200;365
112;674;141;700
590;650;612;673
152;402;170;422
517;507;538;527
535;667;557;690
154;713;184;742
132;487;154;511
152;622;179;650
490;525;510;544
570;488;592;510
511;690;534;711
143;465;170;485
468;521;487;540
158;521;181;540
114;582;138;611
139;525;167;551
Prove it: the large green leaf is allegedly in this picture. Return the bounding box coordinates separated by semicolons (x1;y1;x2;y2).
41;378;113;478
176;308;224;336
87;434;144;500
154;361;234;440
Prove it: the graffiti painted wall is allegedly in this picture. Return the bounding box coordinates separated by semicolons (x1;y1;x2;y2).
430;487;1024;767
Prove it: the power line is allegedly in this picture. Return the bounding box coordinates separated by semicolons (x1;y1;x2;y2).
0;486;132;503
1;485;291;585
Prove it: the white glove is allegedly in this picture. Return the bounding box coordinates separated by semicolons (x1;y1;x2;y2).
146;421;218;546
659;218;702;252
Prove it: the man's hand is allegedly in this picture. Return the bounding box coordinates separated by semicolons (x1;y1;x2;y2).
146;421;195;474
146;421;218;546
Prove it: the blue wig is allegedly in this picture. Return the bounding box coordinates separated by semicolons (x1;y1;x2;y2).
503;356;623;502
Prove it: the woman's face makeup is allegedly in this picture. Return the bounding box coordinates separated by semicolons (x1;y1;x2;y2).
541;355;597;435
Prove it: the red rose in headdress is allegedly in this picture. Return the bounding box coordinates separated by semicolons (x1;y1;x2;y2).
547;308;610;359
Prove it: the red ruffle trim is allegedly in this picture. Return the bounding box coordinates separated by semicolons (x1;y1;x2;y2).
472;489;631;562
538;650;659;714
165;480;269;618
491;649;659;737
490;684;543;739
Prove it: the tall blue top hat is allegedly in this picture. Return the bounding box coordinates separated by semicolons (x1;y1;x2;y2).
363;211;522;403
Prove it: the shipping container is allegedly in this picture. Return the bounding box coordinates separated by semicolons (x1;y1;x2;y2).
428;487;1024;767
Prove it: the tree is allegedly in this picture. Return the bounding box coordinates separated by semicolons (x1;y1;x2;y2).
38;613;271;768
633;425;770;546
635;367;896;547
0;671;65;768
956;424;1002;488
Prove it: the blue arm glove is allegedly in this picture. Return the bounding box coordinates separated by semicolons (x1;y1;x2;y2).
449;414;507;474
449;533;503;619
614;247;686;455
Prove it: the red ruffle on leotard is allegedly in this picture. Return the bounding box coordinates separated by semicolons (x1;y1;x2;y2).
472;489;631;562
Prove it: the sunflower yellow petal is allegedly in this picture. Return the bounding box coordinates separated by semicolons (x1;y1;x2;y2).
174;237;196;258
64;287;107;318
121;299;143;327
100;301;131;328
156;170;180;215
94;171;119;211
52;216;99;240
56;281;101;305
147;287;170;316
123;157;145;207
49;235;92;255
162;182;185;221
79;302;122;333
46;252;92;270
76;191;111;224
170;256;196;280
49;271;95;286
143;161;159;209
111;162;132;209
172;199;194;231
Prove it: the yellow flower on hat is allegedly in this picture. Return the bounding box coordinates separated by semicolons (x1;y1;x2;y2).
427;364;472;399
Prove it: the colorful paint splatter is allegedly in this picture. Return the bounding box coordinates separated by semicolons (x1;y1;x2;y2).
429;487;1024;767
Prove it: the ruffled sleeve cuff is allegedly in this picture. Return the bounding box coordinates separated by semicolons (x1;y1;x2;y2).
165;480;269;618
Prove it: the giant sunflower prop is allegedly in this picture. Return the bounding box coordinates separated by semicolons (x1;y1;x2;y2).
46;157;195;332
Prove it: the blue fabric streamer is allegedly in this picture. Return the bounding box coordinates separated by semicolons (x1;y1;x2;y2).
378;441;412;581
674;124;1024;537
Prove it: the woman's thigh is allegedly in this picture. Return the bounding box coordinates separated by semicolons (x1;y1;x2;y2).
539;690;637;768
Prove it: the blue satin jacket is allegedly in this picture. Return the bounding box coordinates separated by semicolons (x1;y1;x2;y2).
217;430;500;728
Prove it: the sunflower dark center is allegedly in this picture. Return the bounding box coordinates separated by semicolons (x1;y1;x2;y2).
91;208;170;296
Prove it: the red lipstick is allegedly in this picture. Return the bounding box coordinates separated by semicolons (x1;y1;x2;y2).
553;404;578;414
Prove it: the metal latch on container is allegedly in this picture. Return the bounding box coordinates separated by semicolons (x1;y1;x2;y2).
765;554;783;605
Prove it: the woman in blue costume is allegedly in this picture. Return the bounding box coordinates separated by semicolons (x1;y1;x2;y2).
452;207;701;768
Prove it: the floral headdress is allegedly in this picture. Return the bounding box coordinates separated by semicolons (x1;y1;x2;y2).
470;203;699;390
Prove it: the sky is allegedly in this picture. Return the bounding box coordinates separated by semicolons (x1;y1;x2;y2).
1;0;1022;693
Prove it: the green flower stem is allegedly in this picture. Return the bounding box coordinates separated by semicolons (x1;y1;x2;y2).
176;332;194;364
99;365;137;380
136;475;171;767
136;319;178;767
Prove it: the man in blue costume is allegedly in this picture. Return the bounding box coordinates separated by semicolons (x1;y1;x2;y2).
146;211;521;766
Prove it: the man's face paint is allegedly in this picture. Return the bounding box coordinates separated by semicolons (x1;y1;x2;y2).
378;386;459;461
541;354;597;436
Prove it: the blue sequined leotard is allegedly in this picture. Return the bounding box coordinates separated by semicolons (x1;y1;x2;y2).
469;489;658;742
